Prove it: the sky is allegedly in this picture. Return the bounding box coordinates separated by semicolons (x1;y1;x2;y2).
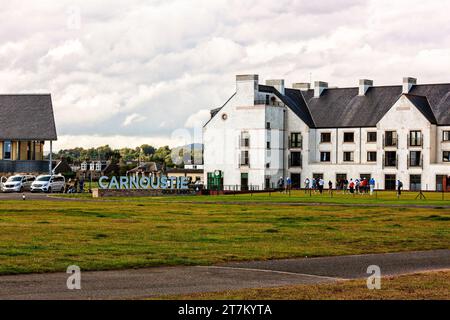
1;0;450;151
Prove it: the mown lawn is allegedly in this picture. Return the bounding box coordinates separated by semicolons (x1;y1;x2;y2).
60;190;450;206
162;271;450;300
0;199;448;275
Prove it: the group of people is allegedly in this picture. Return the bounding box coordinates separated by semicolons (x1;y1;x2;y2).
302;177;377;195
303;177;326;194
335;177;376;195
277;176;293;193
277;175;404;196
65;177;85;193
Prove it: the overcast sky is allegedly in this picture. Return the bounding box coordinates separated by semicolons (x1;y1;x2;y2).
1;0;450;151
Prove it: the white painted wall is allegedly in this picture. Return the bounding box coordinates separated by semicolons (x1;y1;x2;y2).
204;78;450;191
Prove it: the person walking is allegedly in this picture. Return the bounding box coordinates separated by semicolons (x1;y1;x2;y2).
318;178;325;194
355;178;360;194
277;177;284;193
304;177;310;193
397;179;403;197
311;178;317;193
369;177;376;195
349;179;355;194
360;178;367;194
79;176;85;193
343;179;349;194
285;177;292;194
328;180;333;195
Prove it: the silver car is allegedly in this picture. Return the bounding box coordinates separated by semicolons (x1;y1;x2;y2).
1;175;36;193
31;175;66;193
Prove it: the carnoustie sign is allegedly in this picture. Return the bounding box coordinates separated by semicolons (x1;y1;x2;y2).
99;176;189;190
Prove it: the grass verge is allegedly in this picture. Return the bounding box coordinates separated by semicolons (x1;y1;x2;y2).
159;271;450;300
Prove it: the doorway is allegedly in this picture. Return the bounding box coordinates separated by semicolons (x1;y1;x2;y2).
241;173;249;191
385;174;396;190
291;173;301;189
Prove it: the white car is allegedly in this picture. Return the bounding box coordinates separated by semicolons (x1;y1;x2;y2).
31;175;66;193
2;175;36;193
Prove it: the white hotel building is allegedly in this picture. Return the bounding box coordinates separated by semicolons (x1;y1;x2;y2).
203;75;450;191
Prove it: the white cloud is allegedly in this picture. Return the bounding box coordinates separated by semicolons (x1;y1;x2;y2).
122;113;147;127
1;0;450;150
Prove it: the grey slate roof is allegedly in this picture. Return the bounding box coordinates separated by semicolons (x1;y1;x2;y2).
0;94;57;140
299;84;450;127
404;94;437;124
206;82;450;128
259;85;315;127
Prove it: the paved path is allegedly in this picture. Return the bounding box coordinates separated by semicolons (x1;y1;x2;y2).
0;250;448;300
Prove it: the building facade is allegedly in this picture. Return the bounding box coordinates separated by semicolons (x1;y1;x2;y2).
203;75;450;191
0;94;57;174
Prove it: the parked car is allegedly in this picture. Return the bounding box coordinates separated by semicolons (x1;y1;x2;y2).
31;175;66;193
1;175;36;193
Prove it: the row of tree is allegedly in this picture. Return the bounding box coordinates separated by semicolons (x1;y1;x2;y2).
52;144;176;167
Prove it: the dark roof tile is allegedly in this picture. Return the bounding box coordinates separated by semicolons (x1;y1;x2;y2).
0;94;57;140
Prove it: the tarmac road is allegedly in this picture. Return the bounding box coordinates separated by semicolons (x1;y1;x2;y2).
0;249;448;300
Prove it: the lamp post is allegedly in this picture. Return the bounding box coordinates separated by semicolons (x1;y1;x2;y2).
49;140;53;175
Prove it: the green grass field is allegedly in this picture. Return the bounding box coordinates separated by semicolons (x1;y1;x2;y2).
59;190;450;206
0;195;449;275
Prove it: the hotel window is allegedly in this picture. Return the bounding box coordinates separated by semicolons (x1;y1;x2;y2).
95;162;102;171
409;131;422;147
443;131;450;142
290;132;302;148
3;140;12;160
266;141;271;149
290;152;302;167
410;175;422;191
320;132;331;143
367;151;377;162
344;132;355;143
409;151;421;167
266;122;271;130
343;151;354;162
240;131;250;148
240;150;249;166
385;151;397;167
265;95;270;105
367;132;377;143
385;131;398;147
320;152;331;162
81;162;87;171
443;151;450;162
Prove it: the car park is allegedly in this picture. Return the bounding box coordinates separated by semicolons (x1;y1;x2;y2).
30;175;66;193
1;175;36;193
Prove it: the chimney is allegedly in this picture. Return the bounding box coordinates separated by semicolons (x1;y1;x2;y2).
314;81;328;98
292;83;311;91
236;75;259;105
403;77;417;94
265;79;285;95
359;79;373;96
